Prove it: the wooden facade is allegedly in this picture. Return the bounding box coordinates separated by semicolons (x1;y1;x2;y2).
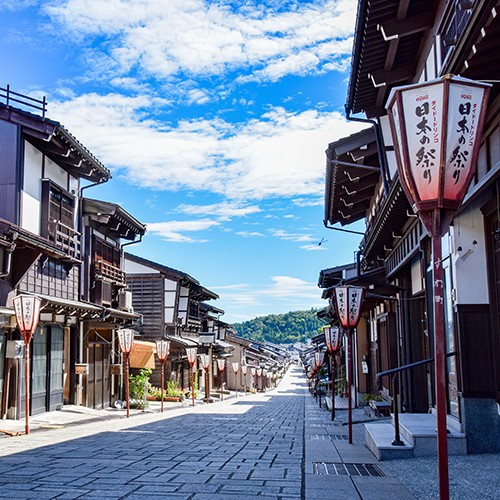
0;90;145;419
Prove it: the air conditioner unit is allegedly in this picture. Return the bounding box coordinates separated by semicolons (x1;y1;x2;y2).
118;290;133;312
91;279;112;306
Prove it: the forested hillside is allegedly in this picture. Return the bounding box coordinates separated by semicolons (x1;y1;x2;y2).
233;309;323;344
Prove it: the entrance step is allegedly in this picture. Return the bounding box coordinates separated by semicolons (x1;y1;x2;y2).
366;413;467;460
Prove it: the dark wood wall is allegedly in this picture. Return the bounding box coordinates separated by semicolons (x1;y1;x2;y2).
126;274;165;340
0;121;20;224
456;304;495;399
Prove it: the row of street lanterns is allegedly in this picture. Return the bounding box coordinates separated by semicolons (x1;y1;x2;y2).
309;75;490;500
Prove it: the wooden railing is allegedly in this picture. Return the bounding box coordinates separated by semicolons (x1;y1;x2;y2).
94;260;126;285
441;0;475;62
48;220;81;259
0;85;47;118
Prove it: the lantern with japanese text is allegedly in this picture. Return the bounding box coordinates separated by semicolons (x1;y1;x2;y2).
241;365;248;395
333;285;364;444
117;329;135;418
155;340;170;412
324;326;343;421
232;362;239;397
314;352;325;408
13;295;41;435
217;358;226;401
200;354;210;404
185;348;198;407
388;75;490;238
387;75;490;500
333;286;365;330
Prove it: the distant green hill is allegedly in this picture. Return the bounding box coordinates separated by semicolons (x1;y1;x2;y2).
232;308;324;344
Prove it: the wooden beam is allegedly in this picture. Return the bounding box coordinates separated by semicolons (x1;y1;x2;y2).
379;11;435;39
370;64;415;87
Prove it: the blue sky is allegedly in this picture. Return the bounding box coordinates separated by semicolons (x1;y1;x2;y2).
1;0;367;323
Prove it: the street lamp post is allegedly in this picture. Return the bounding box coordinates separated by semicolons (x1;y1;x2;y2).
314;352;324;408
186;347;198;407
387;75;490;500
155;340;170;413
217;359;226;401
200;354;210;404
333;285;365;444
232;362;239;397
324;326;343;421
13;294;41;435
242;365;248;395
251;367;256;392
117;329;135;418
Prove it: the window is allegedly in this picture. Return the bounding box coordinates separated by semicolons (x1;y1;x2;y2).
49;186;74;228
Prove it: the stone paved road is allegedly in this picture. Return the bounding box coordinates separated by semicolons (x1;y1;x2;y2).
0;368;306;500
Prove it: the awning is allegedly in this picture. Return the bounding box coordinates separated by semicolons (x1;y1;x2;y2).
0;306;15;316
129;341;156;369
325;128;381;227
17;291;141;326
215;339;235;350
21;291;103;319
164;335;198;348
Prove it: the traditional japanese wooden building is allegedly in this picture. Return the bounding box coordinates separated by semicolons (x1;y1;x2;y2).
321;0;500;454
0;88;145;418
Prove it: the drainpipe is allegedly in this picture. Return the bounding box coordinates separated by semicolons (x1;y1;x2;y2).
323;220;365;236
345;107;390;197
0;239;17;278
121;233;143;249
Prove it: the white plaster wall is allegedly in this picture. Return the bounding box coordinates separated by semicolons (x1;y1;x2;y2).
379;115;398;180
21;192;40;234
22;142;42;234
451;200;489;304
45;157;68;189
123;258;160;274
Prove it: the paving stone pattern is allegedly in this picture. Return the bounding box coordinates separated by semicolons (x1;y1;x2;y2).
0;370;306;500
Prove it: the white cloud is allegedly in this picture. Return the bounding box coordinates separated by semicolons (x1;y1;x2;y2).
300;244;326;251
269;229;315;243
0;0;38;10
146;219;221;242
237;231;265;237
293;197;323;207
176;201;261;218
45;0;356;83
212;275;322;313
50;94;366;200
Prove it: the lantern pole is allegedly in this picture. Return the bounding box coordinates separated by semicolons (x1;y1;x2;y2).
13;295;42;435
217;359;225;401
118;329;135;418
242;365;247;395
232;363;239;397
386;75;491;500
330;352;335;421
125;353;131;418
200;354;210;404
346;329;353;443
333;286;364;445
155;341;170;413
186;348;198;408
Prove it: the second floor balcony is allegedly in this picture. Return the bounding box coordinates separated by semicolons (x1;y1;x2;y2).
94;259;126;286
47;220;81;260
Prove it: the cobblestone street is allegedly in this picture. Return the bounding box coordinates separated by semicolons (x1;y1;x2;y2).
0;369;306;500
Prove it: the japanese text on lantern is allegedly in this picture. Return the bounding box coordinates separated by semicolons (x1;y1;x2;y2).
448;98;476;185
349;291;360;324
414;96;437;185
337;290;346;325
